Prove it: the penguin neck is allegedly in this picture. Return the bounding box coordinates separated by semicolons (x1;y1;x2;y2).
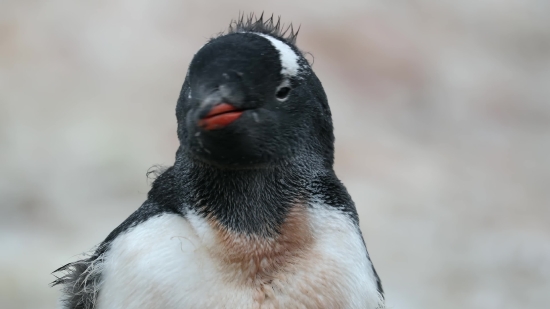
178;154;318;237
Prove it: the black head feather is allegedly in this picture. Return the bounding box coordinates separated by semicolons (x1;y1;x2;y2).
227;12;300;45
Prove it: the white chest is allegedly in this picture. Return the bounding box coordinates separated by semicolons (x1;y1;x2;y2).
95;206;383;309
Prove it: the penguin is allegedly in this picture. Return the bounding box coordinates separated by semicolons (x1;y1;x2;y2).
52;14;385;309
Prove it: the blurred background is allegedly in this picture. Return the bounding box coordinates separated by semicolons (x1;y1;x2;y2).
1;0;549;308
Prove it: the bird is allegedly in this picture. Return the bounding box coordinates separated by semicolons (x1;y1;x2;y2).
52;13;385;309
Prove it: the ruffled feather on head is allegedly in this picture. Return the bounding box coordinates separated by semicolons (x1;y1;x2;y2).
227;12;300;45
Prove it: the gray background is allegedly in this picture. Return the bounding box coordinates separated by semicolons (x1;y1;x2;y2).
1;0;549;308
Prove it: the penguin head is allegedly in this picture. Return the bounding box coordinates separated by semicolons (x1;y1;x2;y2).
176;14;334;169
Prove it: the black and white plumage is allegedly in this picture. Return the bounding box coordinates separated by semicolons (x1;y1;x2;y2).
52;14;385;309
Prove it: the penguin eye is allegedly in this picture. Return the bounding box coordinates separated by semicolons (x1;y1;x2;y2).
275;87;291;101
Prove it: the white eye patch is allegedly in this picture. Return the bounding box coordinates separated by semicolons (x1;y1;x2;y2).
252;33;300;77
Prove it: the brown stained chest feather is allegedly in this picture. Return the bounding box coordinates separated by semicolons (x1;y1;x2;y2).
197;205;349;309
205;204;314;283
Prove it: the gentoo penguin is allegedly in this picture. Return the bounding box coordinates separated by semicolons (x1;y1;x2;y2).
52;14;385;309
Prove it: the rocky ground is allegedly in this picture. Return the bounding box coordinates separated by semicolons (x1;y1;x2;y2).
1;1;549;308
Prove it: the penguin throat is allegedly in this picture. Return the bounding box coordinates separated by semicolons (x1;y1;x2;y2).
184;160;310;237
